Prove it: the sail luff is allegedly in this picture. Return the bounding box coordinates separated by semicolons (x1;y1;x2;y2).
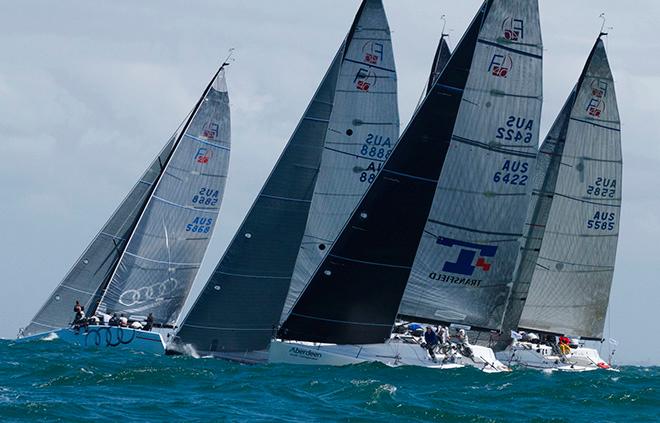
279;1;494;345
95;64;231;325
427;35;451;94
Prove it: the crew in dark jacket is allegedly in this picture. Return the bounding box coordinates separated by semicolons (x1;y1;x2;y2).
424;326;439;362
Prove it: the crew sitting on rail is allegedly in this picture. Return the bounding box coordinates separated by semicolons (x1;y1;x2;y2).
119;314;128;327
456;328;469;345
73;300;84;314
108;313;120;326
130;320;143;329
436;325;449;345
88;315;100;326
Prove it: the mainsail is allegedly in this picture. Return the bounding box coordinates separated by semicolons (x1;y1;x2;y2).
502;37;621;340
95;68;231;326
176;0;397;354
22;136;178;337
279;0;498;345
282;0;399;320
398;0;543;331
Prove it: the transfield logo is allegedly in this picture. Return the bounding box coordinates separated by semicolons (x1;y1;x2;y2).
437;237;498;276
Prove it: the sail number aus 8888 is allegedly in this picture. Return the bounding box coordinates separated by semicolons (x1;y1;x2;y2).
493;159;529;186
358;133;392;184
495;116;535;143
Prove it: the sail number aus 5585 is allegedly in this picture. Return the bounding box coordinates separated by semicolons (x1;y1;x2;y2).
586;211;616;231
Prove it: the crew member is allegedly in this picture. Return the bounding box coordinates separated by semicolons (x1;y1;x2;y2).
424;326;439;362
144;313;154;331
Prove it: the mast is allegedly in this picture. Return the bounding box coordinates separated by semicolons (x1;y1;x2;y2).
278;0;495;345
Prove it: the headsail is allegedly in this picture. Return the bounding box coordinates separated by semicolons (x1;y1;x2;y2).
503;38;621;340
175;0;397;354
398;0;543;331
22;136;178;337
282;0;399;321
96;68;231;326
279;1;496;345
427;34;451;94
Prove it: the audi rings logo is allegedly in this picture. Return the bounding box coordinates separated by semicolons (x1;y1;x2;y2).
119;278;178;306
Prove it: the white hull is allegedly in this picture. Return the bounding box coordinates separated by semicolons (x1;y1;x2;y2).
496;341;611;372
18;325;166;355
269;339;510;372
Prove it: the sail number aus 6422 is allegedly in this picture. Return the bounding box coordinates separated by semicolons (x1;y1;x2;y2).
493;159;529;186
191;188;219;206
495;116;535;143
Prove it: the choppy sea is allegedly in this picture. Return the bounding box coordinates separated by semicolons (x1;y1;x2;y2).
0;339;657;422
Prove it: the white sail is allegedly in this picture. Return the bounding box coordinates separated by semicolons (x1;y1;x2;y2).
398;0;543;330
97;69;231;326
282;0;399;320
517;39;621;339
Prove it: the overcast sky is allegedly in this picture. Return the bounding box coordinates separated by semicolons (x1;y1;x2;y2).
0;1;658;365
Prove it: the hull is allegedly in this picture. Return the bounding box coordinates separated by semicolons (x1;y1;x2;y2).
18;325;166;355
496;341;610;372
269;339;510;372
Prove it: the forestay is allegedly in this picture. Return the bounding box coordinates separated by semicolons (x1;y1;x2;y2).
279;1;496;345
22;136;178;337
282;0;399;320
513;39;621;340
398;0;542;331
96;70;231;326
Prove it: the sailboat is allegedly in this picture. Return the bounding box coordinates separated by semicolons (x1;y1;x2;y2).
394;0;542;370
17;62;232;355
495;35;621;372
171;0;399;363
271;0;539;373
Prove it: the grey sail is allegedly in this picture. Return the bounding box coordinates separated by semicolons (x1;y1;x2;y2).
282;0;398;321
505;38;621;340
174;47;342;354
398;0;543;331
96;70;231;326
22;136;178;337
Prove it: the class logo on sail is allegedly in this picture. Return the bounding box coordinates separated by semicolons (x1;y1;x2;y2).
502;17;524;41
195;147;213;164
488;54;513;78
362;41;384;65
202;122;219;140
436;237;497;276
587;79;608;118
354;67;377;91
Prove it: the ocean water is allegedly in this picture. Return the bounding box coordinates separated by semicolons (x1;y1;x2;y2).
0;340;657;422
